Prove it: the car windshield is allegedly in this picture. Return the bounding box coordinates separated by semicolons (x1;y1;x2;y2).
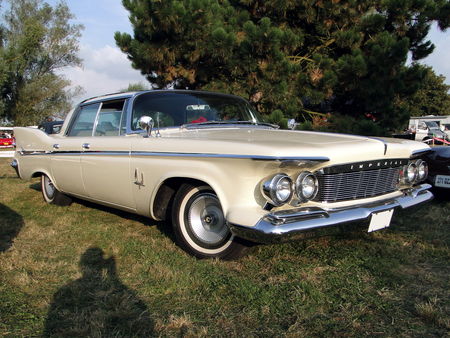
425;121;440;129
131;91;266;130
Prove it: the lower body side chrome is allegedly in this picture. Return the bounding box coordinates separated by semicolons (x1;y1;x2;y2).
10;158;20;178
229;184;433;243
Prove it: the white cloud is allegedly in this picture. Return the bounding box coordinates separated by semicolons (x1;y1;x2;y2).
59;44;147;103
420;25;450;86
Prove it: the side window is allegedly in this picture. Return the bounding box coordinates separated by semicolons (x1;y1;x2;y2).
94;100;125;136
67;103;100;137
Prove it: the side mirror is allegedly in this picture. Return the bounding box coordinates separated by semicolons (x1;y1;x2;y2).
288;119;297;130
139;116;154;137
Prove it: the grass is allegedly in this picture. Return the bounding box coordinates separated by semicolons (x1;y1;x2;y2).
0;158;449;337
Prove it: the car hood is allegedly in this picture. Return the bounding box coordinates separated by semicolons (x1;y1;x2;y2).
140;127;428;164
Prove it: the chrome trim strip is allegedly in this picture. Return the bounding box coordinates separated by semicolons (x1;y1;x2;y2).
18;150;48;155
19;150;329;162
10;158;20;178
229;184;433;243
367;137;388;155
131;151;329;161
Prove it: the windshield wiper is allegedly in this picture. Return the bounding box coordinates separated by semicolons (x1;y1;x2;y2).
182;120;278;129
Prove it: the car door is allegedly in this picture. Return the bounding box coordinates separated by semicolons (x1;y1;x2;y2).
80;99;135;210
51;103;100;197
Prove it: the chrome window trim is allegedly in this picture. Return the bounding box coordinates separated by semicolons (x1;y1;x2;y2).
91;102;104;137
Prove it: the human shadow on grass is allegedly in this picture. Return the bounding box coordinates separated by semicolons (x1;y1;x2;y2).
0;203;24;252
43;247;154;337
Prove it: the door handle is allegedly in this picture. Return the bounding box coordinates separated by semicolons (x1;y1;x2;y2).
82;143;90;150
53;144;60;149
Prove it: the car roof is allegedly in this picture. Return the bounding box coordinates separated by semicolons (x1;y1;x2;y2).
79;90;246;106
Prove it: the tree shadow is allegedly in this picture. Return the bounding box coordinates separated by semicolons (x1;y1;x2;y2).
43;247;154;337
0;203;24;252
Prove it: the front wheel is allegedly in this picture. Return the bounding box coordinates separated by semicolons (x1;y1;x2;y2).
171;184;247;259
41;174;72;206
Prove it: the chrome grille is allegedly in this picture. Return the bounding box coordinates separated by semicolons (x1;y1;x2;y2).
315;167;400;202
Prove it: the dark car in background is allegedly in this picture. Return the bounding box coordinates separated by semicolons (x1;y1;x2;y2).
38;121;64;134
424;146;450;195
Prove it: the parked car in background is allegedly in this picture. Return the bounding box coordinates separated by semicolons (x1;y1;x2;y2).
12;90;433;259
424;146;450;193
0;127;14;148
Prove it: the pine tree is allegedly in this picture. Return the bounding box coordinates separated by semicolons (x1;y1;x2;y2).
115;0;449;134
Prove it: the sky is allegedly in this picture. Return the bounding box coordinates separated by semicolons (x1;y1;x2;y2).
46;0;450;103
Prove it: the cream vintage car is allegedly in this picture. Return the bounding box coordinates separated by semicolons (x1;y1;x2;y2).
11;90;433;259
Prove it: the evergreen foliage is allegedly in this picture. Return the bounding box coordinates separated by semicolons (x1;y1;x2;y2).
0;0;83;126
397;65;450;117
120;82;150;92
116;0;449;134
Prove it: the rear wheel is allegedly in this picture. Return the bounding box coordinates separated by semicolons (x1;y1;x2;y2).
41;174;72;206
171;184;246;259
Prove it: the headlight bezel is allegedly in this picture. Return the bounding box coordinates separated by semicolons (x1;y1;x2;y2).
401;159;428;185
295;171;319;202
261;173;294;206
404;162;418;184
416;159;428;182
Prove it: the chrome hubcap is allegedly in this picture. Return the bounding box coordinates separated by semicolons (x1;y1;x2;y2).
187;193;229;245
44;176;55;198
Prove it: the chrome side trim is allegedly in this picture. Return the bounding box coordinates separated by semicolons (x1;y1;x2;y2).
17;150;330;162
229;184;433;243
18;150;48;155
18;150;329;162
10;158;20;178
131;151;329;162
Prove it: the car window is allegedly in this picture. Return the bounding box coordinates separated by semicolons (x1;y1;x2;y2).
93;100;125;136
67;103;100;136
131;92;260;131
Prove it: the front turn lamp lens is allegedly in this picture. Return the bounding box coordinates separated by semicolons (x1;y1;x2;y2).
296;172;319;202
262;174;293;206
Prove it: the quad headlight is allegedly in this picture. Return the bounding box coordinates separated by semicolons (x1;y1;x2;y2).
401;159;428;185
262;171;320;206
262;174;294;206
295;172;319;202
405;162;418;184
416;160;428;182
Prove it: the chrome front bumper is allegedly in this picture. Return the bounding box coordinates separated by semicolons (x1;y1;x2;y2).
230;184;433;243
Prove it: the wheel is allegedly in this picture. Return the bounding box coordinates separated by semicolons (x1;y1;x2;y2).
41;174;72;206
171;184;247;259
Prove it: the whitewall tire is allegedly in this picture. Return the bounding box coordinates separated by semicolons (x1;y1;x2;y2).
41;174;72;206
171;184;247;259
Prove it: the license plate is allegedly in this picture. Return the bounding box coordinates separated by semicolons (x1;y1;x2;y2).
368;209;394;232
435;175;450;188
